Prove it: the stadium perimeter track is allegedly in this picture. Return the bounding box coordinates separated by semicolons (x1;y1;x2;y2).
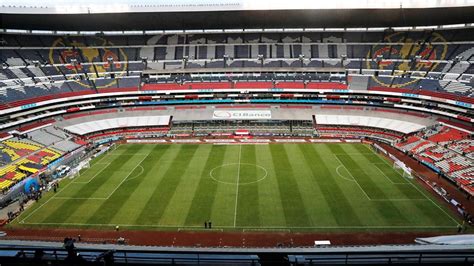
1;141;471;247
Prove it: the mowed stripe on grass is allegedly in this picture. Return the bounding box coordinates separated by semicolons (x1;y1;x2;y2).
13;143;460;231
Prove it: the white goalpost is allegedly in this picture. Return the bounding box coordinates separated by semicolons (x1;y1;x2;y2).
371;143;413;179
393;161;413;179
69;159;91;178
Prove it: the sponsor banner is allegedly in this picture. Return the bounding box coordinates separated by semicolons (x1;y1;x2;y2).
239;139;271;143
175;134;191;137
210;133;233;136
204;139;236;143
212;110;271;120
21;103;37;110
401;93;419;98
170;139;201;143
421;161;441;173
127;139;168;143
344;139;362;143
235;129;250;135
309;139;342;143
232;135;253;139
95;136;121;145
455;101;471;108
274;139;307;142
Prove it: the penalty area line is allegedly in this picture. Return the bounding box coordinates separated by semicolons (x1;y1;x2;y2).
73;162;111;184
364;144;460;226
105;153;151;200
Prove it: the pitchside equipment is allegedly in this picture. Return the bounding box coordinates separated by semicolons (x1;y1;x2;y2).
371;143;413;179
393;161;413;179
70;159;91;178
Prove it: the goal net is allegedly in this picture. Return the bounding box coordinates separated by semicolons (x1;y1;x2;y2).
69;159;91;178
393;161;413;179
371;143;413;179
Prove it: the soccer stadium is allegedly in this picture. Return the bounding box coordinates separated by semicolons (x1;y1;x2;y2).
0;0;473;264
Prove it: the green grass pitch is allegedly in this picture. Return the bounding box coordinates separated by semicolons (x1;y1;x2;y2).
11;143;460;232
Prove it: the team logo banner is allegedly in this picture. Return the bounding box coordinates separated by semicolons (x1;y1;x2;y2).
367;32;448;88
50;37;128;89
212;110;272;120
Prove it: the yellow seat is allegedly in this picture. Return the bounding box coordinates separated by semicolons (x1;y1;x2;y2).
3;140;43;152
2;147;20;161
18;165;38;174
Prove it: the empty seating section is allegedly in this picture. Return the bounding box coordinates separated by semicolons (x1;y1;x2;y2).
27;128;64;146
15;126;80;153
1;29;474;103
426;126;468;142
316;126;403;141
447;139;474;159
396;124;473;194
0;136;65;191
43;126;71;140
51;140;81;153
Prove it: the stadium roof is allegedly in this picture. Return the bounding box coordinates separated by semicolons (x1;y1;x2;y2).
1;0;474;31
2;0;474;14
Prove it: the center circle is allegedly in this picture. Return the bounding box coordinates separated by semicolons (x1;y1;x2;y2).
209;163;268;185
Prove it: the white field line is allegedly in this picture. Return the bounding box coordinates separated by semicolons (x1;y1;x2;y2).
20;221;458;229
76;162;109;177
18;177;77;224
124;165;145;182
365;144;460;226
333;153;429;202
105;153;151;200
372;163;408;185
73;162;111;184
18;149;150;223
243;229;291;232
407;181;460;226
233;144;242;228
335;165;356;182
91;148;122;164
332;154;372;200
15;151;119;224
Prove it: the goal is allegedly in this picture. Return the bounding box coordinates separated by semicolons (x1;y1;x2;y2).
69;159;91;178
393;161;413;179
370;143;413;179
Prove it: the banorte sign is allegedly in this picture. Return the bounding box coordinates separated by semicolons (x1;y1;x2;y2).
212;110;272;120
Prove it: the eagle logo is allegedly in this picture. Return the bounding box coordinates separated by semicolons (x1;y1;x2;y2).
49;37;128;89
367;32;448;87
